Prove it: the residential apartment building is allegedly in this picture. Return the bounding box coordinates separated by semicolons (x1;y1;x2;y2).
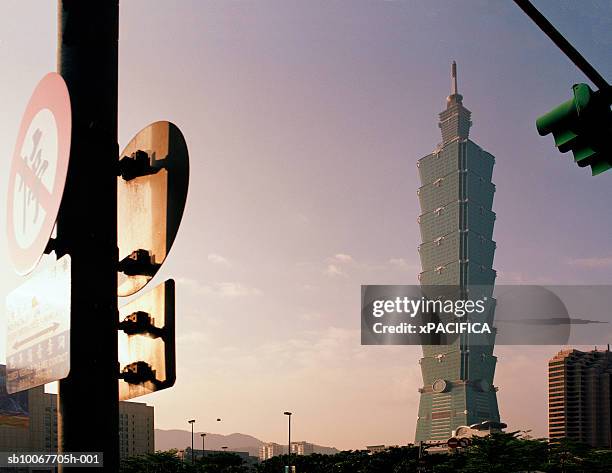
259;442;286;460
290;441;314;456
549;348;612;447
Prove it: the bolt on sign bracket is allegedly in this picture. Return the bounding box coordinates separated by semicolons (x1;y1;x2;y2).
117;121;189;297
118;279;175;401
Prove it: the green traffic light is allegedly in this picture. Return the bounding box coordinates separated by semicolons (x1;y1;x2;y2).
536;96;576;138
536;83;612;176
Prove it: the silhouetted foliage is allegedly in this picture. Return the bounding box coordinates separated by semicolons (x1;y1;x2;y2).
120;449;186;473
119;434;612;473
120;449;253;473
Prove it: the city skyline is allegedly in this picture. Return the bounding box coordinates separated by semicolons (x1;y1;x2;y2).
1;0;612;451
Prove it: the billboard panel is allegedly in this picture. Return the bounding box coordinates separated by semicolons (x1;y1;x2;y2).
0;365;29;428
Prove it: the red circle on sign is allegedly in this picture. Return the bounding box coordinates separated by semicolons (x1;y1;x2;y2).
447;437;459;449
6;73;71;275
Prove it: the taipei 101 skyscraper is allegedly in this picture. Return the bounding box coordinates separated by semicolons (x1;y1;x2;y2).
415;62;502;442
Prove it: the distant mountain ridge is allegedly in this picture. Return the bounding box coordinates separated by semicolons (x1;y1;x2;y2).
155;429;339;458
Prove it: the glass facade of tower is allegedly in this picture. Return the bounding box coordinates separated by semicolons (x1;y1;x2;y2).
415;69;501;443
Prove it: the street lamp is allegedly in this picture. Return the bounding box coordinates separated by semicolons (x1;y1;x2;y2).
188;419;195;464
200;417;221;457
284;412;292;466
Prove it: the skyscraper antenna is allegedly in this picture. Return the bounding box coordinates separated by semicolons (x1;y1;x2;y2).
451;61;458;95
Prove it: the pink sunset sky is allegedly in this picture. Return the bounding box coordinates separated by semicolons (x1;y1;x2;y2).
1;0;612;450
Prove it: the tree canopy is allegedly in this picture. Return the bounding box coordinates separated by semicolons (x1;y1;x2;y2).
120;433;612;473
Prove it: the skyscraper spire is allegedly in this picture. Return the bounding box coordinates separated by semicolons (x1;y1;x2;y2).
440;61;471;142
446;61;463;107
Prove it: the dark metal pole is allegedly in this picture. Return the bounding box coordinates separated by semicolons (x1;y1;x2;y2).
191;422;194;464
56;1;119;472
283;411;292;468
49;393;53;453
513;0;609;90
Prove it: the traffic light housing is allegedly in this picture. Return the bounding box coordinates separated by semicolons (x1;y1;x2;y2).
536;83;612;175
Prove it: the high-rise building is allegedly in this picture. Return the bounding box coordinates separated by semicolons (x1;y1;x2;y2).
45;393;154;457
117;399;155;458
549;348;612;447
415;62;501;442
0;367;154;458
290;441;314;456
258;441;314;460
259;442;287;460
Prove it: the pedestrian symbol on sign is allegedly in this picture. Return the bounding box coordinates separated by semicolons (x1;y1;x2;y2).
7;73;71;275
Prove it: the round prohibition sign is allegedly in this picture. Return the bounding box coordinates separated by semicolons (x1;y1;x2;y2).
6;73;71;275
447;437;460;449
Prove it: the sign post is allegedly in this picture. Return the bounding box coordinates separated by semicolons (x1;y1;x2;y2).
55;2;119;471
5;4;187;471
